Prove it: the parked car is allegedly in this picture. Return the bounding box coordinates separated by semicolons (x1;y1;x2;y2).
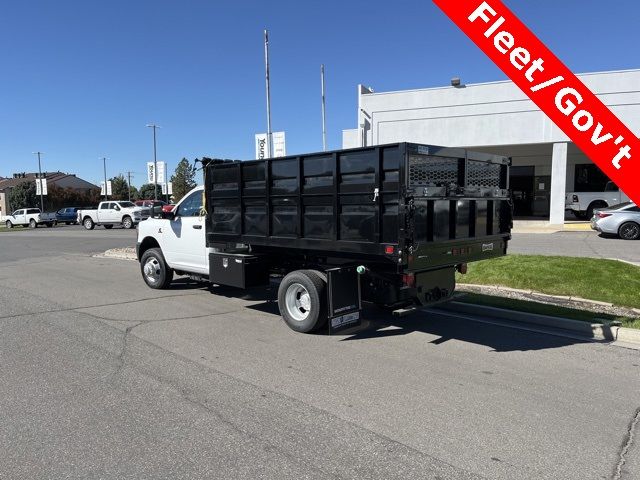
565;181;629;219
591;202;640;240
77;201;150;230
135;200;167;208
5;208;56;228
161;204;175;213
55;207;80;225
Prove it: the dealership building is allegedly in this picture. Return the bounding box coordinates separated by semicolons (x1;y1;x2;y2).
342;69;639;224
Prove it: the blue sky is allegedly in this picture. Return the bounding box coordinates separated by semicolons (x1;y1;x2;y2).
1;0;638;186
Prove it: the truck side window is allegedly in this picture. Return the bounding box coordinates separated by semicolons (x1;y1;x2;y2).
177;191;202;217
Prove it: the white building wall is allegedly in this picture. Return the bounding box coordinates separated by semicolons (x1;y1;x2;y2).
348;69;640;149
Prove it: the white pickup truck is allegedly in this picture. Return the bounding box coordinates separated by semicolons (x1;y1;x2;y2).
5;208;57;228
77;201;150;230
565;182;630;219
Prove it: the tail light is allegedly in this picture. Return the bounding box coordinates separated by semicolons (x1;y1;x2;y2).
456;263;468;274
596;212;612;219
401;273;416;288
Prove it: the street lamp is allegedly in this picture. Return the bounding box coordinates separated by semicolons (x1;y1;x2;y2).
32;152;45;211
100;157;109;200
146;124;161;201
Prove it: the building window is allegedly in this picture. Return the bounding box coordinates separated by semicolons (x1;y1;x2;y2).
574;164;611;192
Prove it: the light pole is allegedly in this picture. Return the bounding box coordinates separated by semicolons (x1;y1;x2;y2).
32;152;45;211
146;124;160;200
100;157;108;200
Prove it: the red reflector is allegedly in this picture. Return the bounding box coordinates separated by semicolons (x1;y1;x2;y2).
402;273;416;287
385;246;394;254
597;212;612;219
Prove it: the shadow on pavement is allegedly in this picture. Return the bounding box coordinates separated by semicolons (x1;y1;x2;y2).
341;307;591;352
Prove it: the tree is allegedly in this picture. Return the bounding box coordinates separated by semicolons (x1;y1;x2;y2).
110;174;130;200
171;158;197;203
129;185;139;201
9;181;37;211
138;183;162;200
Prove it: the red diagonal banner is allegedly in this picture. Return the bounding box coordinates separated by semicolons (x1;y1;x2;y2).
433;0;639;205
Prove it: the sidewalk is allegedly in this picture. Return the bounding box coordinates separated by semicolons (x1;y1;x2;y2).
512;219;591;234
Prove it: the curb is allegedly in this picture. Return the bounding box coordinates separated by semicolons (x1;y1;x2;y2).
435;301;640;346
457;283;639;319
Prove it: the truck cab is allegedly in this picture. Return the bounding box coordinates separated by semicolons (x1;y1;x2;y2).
137;187;208;275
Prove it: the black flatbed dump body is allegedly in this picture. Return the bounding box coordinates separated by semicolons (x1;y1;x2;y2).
204;142;511;273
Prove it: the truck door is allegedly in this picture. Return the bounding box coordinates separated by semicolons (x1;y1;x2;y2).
14;210;25;224
163;190;207;274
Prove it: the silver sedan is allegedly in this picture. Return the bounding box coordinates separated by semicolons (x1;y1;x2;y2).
591;202;640;240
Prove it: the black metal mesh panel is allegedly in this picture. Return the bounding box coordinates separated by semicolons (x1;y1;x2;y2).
467;161;501;188
408;156;458;186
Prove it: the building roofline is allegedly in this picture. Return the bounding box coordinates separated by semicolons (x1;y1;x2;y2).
361;67;640;97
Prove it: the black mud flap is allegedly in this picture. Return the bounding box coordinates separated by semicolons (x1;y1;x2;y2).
327;266;362;334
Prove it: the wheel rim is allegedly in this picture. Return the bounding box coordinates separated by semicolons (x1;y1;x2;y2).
143;257;162;284
84;219;92;228
6;222;11;228
30;220;35;228
621;223;639;239
285;283;312;321
124;218;132;228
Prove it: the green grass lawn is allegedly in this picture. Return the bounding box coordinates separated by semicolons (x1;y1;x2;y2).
457;255;640;309
458;293;640;329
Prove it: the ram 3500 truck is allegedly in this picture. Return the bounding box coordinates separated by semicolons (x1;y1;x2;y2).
565;181;630;219
78;201;150;230
136;143;512;334
4;208;56;228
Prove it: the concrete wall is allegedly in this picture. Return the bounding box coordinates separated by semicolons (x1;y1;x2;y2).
346;69;640;149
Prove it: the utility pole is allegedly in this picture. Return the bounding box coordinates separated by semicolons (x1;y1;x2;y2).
101;157;108;200
32;152;45;211
321;64;327;151
126;171;134;201
146;124;160;200
264;29;273;159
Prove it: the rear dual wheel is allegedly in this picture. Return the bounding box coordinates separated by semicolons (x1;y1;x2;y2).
278;270;327;333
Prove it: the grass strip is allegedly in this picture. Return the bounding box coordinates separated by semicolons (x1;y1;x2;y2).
457;254;640;309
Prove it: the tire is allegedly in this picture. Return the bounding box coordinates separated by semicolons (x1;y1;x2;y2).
619;222;640;240
5;221;12;229
586;202;607;220
29;219;37;229
140;248;173;289
278;270;327;333
122;216;134;229
83;217;95;230
104;224;113;229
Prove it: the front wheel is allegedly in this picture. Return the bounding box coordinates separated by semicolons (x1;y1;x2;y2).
619;222;640;240
83;217;95;230
278;270;327;333
29;219;37;229
122;216;134;229
5;221;12;229
140;248;173;289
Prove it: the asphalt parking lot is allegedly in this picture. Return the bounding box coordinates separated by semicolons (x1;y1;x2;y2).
1;227;639;479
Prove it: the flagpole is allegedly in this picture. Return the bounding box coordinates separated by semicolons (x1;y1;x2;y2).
321;64;327;151
264;29;273;159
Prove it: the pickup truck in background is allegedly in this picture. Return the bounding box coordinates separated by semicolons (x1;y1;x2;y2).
77;201;150;230
4;208;57;228
565;182;630;219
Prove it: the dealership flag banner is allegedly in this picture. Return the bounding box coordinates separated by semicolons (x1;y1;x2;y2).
432;0;639;205
35;178;47;196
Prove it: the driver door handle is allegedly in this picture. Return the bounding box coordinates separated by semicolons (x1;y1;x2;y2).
192;225;202;230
